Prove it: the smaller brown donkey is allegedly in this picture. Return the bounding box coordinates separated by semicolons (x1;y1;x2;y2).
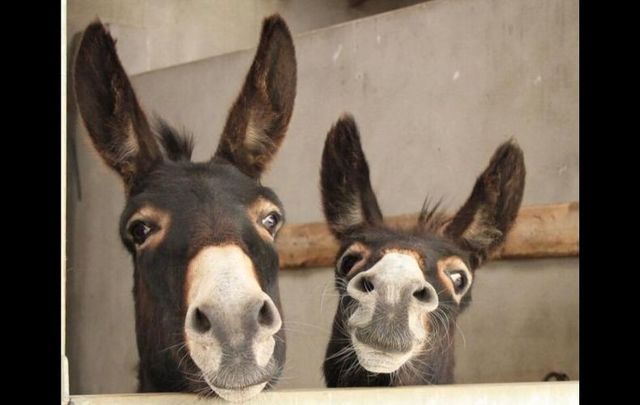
321;114;525;387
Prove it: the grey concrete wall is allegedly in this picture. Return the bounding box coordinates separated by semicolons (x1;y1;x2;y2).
67;0;427;74
66;0;578;394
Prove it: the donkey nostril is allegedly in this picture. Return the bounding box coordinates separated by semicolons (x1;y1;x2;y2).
258;300;275;327
362;278;375;293
192;308;212;333
413;287;432;303
355;276;375;293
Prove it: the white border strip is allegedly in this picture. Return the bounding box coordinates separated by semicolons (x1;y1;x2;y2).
61;0;69;403
70;381;578;405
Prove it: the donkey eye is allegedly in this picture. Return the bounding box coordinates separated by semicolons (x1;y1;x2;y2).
129;221;154;245
447;270;467;293
261;212;281;235
339;253;362;274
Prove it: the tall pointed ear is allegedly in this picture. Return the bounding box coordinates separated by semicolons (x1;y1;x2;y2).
443;140;526;268
73;20;162;188
213;14;297;179
321;114;384;239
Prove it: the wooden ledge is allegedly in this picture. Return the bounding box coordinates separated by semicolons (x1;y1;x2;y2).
276;202;579;269
69;381;579;404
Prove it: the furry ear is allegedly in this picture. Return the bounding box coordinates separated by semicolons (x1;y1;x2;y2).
443;140;526;268
213;14;297;179
320;114;383;239
74;20;162;188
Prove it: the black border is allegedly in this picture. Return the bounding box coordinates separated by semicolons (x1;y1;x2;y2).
22;1;63;402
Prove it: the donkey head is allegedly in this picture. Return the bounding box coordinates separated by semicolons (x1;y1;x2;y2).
74;15;296;401
321;114;525;386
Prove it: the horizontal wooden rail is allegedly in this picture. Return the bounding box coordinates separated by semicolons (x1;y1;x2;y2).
70;381;579;405
276;202;579;269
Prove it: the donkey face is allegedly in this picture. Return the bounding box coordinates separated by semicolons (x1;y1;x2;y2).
321;115;525;386
74;16;296;401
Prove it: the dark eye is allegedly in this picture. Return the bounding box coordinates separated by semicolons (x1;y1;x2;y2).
339;253;362;275
261;212;281;236
447;270;468;293
129;221;153;245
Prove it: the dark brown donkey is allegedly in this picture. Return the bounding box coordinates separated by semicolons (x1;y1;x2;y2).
321;114;525;387
73;15;296;401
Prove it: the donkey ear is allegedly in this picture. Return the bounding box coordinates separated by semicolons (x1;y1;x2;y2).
321;114;384;239
213;14;297;179
443;140;526;268
74;20;162;188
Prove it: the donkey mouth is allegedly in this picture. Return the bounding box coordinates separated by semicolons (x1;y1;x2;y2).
351;332;414;373
188;336;281;401
203;371;270;402
205;379;268;402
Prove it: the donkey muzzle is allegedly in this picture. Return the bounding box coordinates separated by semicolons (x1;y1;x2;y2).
184;245;283;399
346;252;438;373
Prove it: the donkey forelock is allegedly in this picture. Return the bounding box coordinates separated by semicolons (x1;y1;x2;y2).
154;117;194;162
74;14;296;402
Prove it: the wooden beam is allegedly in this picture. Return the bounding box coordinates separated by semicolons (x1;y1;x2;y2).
69;381;579;405
276;202;579;269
